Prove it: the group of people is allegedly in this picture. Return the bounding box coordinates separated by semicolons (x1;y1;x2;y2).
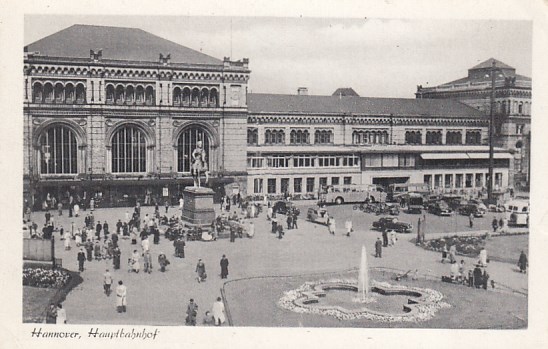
185;297;226;326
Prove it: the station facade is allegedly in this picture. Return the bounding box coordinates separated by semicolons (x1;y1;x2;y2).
23;24;513;208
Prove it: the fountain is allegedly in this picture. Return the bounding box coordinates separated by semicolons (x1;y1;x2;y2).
278;245;450;322
357;245;369;302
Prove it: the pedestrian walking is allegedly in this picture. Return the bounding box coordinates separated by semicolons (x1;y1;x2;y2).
212;297;226;326
116;281;127;313
57;202;63;216
130;250;140;273
478;247;488;267
416;218;422;244
103;269;113;296
375;237;382;258
174;237;186;258
56;304;67;324
271;217;278;234
492;217;498;232
186;299;198;326
103;221;109;240
64;229;71;250
518;251;528;273
196;259;206;282
143;251;153;274
390;230;397;246
45;303;57;324
95;221;102;240
328;216;336;235
85;239;93;261
345;220;353;237
141;235;150;253
165;199;170;214
469;213;474;228
382;229;388;247
277;224;284;239
287;214;293;230
220;255;229;279
113;246;121;270
229;226;236;242
77;248;86;272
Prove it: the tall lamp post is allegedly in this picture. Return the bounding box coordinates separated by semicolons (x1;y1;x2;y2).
487;61;499;205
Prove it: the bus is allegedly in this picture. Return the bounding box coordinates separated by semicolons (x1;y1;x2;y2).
387;183;430;202
505;200;529;227
406;192;424;213
319;184;386;205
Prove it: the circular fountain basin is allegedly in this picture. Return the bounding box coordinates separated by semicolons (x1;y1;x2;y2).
279;279;450;322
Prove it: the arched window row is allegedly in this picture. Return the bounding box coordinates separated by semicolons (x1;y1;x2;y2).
172;72;224;80
172;86;219;107
405;131;422;145
446;131;462;145
105;84;155;106
496;100;531;116
39;125;78;174
247;128;258;145
290;130;310;145
465;131;482;145
352;130;389;145
314;130;333;144
265;129;285;145
425;131;442;145
33;81;86;104
29;66;89;76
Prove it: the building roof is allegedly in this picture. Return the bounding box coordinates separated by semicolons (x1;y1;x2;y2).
470;58;514;70
332;88;360;97
248;93;484;117
25;24;222;65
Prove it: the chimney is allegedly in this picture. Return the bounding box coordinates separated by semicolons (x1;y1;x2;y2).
297;87;308;96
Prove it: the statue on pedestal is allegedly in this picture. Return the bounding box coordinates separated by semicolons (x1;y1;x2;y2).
191;141;209;188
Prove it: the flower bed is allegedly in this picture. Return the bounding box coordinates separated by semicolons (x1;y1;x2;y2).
23;267;71;289
420;235;486;257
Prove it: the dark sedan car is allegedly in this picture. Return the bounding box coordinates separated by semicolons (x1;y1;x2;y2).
458;204;486;217
372;217;413;234
428;200;453;216
273;201;300;216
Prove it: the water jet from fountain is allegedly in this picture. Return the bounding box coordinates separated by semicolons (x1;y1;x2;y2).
358;245;369;301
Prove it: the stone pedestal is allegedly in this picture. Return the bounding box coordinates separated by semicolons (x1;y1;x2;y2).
181;187;215;230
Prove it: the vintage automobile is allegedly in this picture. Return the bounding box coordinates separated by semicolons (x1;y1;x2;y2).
273;201;300;216
428;200;453;216
372;217;413;234
458;203;486;217
306;207;329;225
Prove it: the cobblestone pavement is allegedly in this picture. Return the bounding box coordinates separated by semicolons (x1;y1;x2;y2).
28;202;528;325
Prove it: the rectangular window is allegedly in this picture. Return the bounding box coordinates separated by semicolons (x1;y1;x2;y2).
516;124;524;135
331;177;340;186
363;154;382;168
398;154;415;167
455;174;463;188
281;178;290;194
253;178;264;194
475;173;483;188
318;156;339;167
306;178;315;193
319;177;328;190
434;174;442;189
495;173;503;188
444;174;453;188
343;176;352;185
294;178;303;193
293;155;314;167
424;175;432;188
342;155;360;167
465;174;473;188
247;157;264;168
267;156;289;168
382;154;398;167
267;178;276;194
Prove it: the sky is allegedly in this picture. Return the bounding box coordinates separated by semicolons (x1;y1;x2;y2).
24;15;532;98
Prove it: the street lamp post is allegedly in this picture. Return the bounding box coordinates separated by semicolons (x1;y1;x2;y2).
487;61;498;205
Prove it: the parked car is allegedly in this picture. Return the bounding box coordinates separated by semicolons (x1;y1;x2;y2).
458;204;486;217
428;200;453;216
306;207;329;225
273;201;300;216
372;217;413;234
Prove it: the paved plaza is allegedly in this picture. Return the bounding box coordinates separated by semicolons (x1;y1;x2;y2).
28;202;528;326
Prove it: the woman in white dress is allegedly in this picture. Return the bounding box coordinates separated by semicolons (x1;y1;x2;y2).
63;230;71;250
212;297;226;326
73;203;80;217
56;304;67;324
116;280;127;313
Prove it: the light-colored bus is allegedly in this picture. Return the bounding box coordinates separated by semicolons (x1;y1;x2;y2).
388;183;430;201
505;200;529;227
319;184;386;205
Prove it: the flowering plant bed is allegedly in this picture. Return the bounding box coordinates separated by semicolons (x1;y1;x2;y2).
23;267;70;289
420;235;486;257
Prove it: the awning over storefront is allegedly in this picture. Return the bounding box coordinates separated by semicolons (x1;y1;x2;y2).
420;153;469;160
420;152;512;160
466;153;514;159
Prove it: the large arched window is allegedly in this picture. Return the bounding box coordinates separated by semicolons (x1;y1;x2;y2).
426;131;442;145
209;89;218;107
125;85;135;104
173;87;182;106
33;83;43;103
315;130;333;144
54;83;64;103
446;131;462;145
405;131;422;144
135;86;145;104
75;84;86;104
111;126;147;173
115;85;125;105
182;88;191;106
106;85;115;104
177;127;211;173
40;125;78;174
44;83;54;103
247;128;258;145
200;88;209;107
290;130;310;145
65;83;75;103
191;88;200;106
